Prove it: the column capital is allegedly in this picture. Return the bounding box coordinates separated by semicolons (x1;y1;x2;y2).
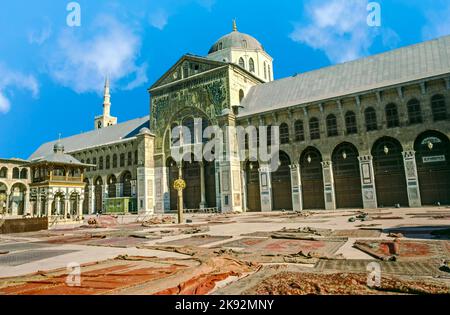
289;163;300;170
321;160;332;168
402;150;416;159
358;155;373;162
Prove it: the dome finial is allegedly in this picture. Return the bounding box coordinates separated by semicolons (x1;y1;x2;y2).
232;19;237;32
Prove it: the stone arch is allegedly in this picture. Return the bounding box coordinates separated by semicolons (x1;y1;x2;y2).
300;147;325;209
83;178;89;214
332;142;363;209
245;160;261;212
0;181;8;215
0;167;7;179
94;176;103;213
272;151;293;210
107;174;117;198
120;171;132;198
166;157;179;210
372;137;408;207
414;130;450;205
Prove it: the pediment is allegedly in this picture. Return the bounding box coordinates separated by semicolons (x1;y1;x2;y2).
150;55;227;90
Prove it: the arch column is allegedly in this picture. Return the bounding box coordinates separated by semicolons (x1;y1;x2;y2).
199;161;207;209
241;168;247;212
402;150;422;207
89;185;95;214
64;196;69;219
259;165;272;212
290;163;303;211
78;196;84;219
23;191;30;216
358;155;378;209
46;197;53;216
321;161;336;210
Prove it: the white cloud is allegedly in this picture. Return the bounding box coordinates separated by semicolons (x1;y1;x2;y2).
28;24;52;45
47;15;148;94
290;0;398;64
0;64;39;114
422;2;450;40
149;8;170;30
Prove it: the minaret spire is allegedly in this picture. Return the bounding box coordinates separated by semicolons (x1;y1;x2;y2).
103;75;111;117
232;19;237;32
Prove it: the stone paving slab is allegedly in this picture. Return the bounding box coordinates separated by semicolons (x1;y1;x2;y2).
0;242;55;252
158;235;232;247
314;259;446;277
0;250;79;267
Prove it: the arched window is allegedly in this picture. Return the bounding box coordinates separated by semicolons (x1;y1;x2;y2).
134;150;138;165
182;117;195;144
238;57;245;69
171;123;181;147
112;154;118;168
294;120;305;142
309;118;320;140
86;158;91;172
239;90;245;103
105;156;111;170
326;114;338;137
127;152;132;166
99;157;104;170
12;168;20;179
268;65;272;80
20;169;28;179
93;157;97;170
120;154;125;167
249;58;255;73
431;95;447;121
280;123;289;144
0;167;7;178
386;103;400;128
267;125;272;146
365;107;378;131
264;62;267;79
345;111;358;135
407;99;423;124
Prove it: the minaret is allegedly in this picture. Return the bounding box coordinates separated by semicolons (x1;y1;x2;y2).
94;76;117;130
103;76;111;117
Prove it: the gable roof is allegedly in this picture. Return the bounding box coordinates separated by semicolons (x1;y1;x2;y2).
29;116;150;160
149;54;228;91
239;35;450;117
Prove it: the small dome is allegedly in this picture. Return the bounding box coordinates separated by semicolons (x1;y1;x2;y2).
208;21;264;54
139;127;151;135
53;142;65;153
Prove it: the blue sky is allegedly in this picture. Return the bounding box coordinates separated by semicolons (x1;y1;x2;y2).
0;0;449;159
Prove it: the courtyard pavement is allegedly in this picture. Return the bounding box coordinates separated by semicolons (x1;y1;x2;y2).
0;207;449;294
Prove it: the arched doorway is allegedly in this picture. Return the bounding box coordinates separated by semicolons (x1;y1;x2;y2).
121;172;132;197
52;192;65;216
414;131;450;205
272;152;293;210
372;137;408;207
166;158;179;210
300;147;325;209
83;179;89;214
70;192;79;217
246;161;261;212
332;143;363;209
10;183;26;216
94;177;103;213
107;175;117;198
204;160;217;208
182;156;201;209
0;183;7;215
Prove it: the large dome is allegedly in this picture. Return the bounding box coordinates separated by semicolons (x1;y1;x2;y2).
208;21;264;54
